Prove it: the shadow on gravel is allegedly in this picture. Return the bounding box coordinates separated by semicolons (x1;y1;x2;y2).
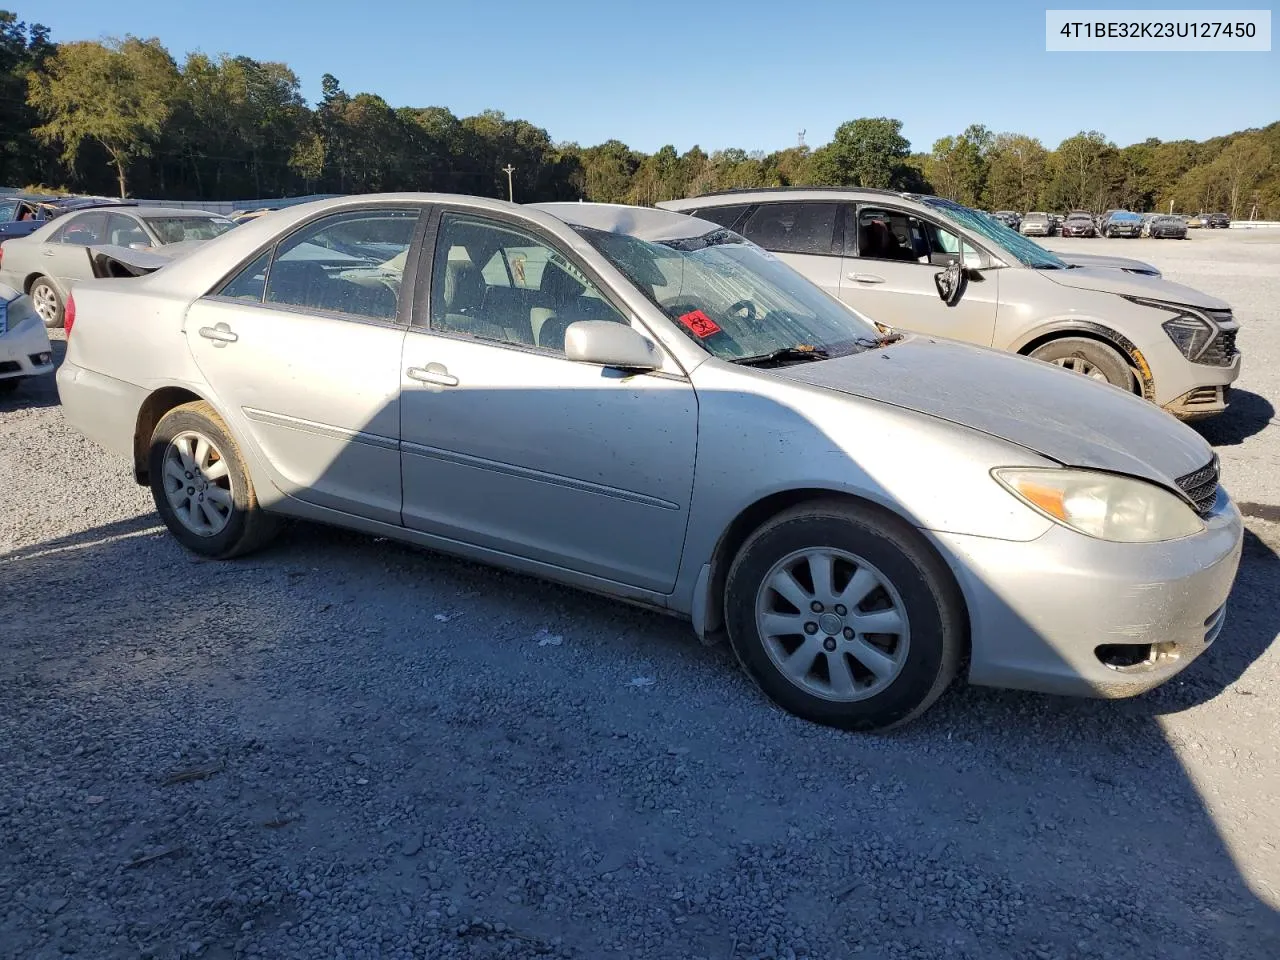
5;379;1279;960
1193;388;1276;446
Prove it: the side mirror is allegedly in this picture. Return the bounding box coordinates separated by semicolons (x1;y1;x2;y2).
564;321;661;372
934;260;968;307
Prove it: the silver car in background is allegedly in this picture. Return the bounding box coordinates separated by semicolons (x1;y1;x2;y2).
57;195;1242;730
0;204;236;327
660;189;1240;418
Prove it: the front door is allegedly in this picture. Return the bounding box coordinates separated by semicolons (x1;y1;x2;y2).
399;210;698;593
838;203;999;346
183;207;421;524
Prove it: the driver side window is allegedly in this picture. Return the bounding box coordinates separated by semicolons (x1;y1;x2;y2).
429;214;626;355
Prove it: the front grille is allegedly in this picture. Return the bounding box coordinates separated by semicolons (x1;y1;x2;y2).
1176;457;1220;516
0;360;19;374
1198;327;1238;366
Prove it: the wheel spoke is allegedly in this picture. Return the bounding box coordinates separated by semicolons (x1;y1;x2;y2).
837;566;879;608
194;437;211;471
769;568;811;611
781;635;824;675
164;459;187;484
806;552;834;603
853;608;904;635
180;499;204;532
202;459;229;481
760;611;808;638
204;485;232;507
824;652;857;696
198;499;222;529
846;637;897;679
175;436;197;473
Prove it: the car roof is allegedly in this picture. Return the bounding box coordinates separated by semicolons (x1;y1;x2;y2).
659;186;916;210
530;202;721;241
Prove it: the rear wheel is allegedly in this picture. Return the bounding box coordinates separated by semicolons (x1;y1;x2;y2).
30;277;63;328
148;400;279;558
1030;336;1134;391
724;501;964;731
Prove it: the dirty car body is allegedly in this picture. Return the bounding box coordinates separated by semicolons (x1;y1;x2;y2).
56;195;1243;729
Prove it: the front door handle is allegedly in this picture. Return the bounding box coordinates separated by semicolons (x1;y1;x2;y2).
407;364;459;387
198;322;238;346
41;249;55;257
847;273;885;284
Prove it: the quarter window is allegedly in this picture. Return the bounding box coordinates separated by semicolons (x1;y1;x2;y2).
430;214;626;354
238;209;417;321
738;202;840;256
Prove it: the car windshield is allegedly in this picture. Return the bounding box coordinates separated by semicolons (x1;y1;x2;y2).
143;216;236;244
1112;212;1141;222
920;197;1068;269
575;226;882;362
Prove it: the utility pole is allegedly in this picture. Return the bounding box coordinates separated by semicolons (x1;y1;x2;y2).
502;164;516;202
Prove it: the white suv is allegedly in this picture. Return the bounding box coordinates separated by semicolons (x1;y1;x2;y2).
658;189;1241;419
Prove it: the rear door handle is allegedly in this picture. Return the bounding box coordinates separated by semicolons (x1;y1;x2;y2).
198;322;238;346
407;364;459;387
847;273;885;284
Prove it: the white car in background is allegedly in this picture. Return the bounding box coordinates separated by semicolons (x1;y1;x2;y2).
0;283;53;394
0;203;236;328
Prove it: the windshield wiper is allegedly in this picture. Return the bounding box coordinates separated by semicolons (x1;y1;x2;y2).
730;345;830;367
855;332;905;348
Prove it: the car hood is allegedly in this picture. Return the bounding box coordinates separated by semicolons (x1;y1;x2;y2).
775;336;1213;489
1041;265;1228;308
1055;251;1159;275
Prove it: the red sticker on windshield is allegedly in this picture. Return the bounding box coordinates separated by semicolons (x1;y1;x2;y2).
678;309;721;338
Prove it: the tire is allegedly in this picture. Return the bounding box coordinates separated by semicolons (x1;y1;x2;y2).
1029;336;1134;391
724;500;965;731
30;277;64;328
148;400;279;559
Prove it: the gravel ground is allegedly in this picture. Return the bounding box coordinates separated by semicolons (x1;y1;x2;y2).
2;232;1279;960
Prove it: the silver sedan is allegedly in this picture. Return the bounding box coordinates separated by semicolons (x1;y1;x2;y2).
55;195;1243;730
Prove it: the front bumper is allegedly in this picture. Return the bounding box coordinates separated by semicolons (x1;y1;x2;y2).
931;492;1244;698
0;318;54;380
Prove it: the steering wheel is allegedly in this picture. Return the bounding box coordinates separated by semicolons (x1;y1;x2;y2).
727;299;757;322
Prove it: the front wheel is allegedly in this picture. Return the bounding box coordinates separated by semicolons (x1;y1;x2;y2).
30;277;63;328
724;501;964;731
148;400;279;558
1029;336;1134;391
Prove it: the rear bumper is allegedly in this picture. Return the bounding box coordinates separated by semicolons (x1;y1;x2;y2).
931;494;1244;698
55;360;145;459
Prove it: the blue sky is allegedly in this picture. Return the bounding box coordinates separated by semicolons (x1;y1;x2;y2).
36;1;1279;154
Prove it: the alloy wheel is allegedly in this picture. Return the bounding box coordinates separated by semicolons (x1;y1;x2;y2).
1050;356;1109;381
32;283;58;324
162;430;234;536
754;547;911;702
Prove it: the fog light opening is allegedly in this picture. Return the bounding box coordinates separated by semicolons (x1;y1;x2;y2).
1095;642;1181;671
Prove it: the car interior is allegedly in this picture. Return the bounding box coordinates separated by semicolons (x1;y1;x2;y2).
431;218;625;352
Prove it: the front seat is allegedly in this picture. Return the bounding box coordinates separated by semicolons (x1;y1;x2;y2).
531;263;590;351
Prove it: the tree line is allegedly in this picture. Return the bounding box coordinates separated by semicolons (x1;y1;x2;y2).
4;11;1278;218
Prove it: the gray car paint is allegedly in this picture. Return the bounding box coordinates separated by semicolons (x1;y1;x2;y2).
55;193;1242;704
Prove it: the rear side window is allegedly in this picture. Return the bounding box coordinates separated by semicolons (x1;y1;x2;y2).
55;212;108;245
106;213;150;248
688;204;751;231
738;203;840;256
215;209;418;321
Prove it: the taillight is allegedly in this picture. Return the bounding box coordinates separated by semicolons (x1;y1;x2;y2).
64;294;76;337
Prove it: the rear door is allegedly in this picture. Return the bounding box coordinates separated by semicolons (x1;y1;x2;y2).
734;201;845;299
838;203;998;345
44;211;109;289
184;205;423;524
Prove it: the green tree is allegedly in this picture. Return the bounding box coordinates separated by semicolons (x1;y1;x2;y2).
1047;130;1115;212
28;36;178;197
1209;135;1273;218
811;117;912;189
986;134;1049;210
0;11;55;187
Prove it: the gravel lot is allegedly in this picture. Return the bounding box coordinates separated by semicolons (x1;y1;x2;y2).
3;231;1278;960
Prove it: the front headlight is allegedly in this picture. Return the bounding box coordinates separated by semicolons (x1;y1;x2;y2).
1124;296;1217;360
993;468;1204;542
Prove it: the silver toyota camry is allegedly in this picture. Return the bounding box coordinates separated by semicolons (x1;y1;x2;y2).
56;195;1243;730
